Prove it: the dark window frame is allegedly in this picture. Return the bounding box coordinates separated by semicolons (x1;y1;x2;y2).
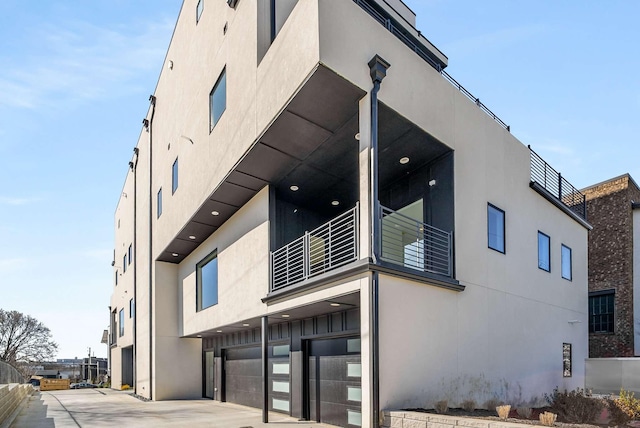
172;158;179;194
197;249;219;311
561;244;572;281
537;231;551;272
123;254;127;273
115;270;118;286
129;298;134;318
487;203;505;254
128;244;132;266
209;68;227;131
589;290;615;334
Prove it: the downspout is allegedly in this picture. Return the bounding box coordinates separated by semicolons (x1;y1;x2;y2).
367;54;389;428
146;94;156;400
129;147;139;394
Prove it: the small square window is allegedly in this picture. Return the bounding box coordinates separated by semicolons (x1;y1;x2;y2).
561;244;572;281
172;158;179;194
538;231;550;272
196;0;204;23
210;68;227;130
157;188;163;218
487;203;505;253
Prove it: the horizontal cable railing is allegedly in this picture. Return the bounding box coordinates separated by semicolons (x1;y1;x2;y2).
271;205;359;292
352;0;510;132
529;146;586;220
380;205;453;278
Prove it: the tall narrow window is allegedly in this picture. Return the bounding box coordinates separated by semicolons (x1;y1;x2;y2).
128;244;132;266
197;250;218;311
172;158;179;194
119;309;125;337
561;244;572;280
563;343;572;377
487;204;505;253
589;290;615;333
115;270;118;286
123;254;127;273
538;232;550;272
129;298;134;318
210;68;227;130
196;0;204;23
157;188;163;218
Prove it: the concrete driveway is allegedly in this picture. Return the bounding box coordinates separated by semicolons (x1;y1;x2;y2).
10;389;333;428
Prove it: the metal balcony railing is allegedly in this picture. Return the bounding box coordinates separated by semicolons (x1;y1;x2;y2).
529;146;586;220
380;205;453;278
352;0;510;132
270;205;359;292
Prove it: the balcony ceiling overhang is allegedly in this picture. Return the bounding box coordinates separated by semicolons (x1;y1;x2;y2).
158;64;452;263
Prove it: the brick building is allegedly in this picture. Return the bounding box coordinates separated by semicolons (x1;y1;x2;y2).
583;174;640;357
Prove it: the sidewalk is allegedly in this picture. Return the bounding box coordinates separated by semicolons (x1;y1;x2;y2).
10;389;333;427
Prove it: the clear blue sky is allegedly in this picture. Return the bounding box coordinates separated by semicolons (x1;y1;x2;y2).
0;0;638;359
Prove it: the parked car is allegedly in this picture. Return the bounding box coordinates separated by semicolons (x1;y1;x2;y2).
70;382;96;389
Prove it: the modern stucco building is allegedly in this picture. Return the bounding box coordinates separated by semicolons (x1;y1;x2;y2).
109;1;590;426
582;174;640;357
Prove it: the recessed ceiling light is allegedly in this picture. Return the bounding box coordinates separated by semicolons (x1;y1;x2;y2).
211;210;220;216
400;157;410;164
290;185;299;192
216;330;223;333
242;323;250;327
172;253;179;257
331;200;340;206
282;314;290;318
330;303;340;307
189;235;196;240
196;335;202;338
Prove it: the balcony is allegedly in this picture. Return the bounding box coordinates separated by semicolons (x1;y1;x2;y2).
529;146;587;221
269;203;455;292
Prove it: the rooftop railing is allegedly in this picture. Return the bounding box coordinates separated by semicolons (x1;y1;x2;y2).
270;205;359;292
352;0;510;132
529;146;586;220
380;205;453;278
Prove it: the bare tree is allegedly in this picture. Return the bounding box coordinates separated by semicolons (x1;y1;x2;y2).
0;309;58;365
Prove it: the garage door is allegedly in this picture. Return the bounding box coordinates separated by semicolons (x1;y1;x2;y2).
309;337;362;427
224;345;291;413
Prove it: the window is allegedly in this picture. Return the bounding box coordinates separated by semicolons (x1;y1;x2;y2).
128;244;132;266
196;0;204;23
210;68;226;130
563;343;572;377
589;290;615;333
197;250;218;311
115;270;118;286
487;204;505;253
129;298;134;318
172;158;179;194
538;231;550;272
561;244;572;280
157;188;163;218
123;254;127;273
110;310;117;345
119;308;125;337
